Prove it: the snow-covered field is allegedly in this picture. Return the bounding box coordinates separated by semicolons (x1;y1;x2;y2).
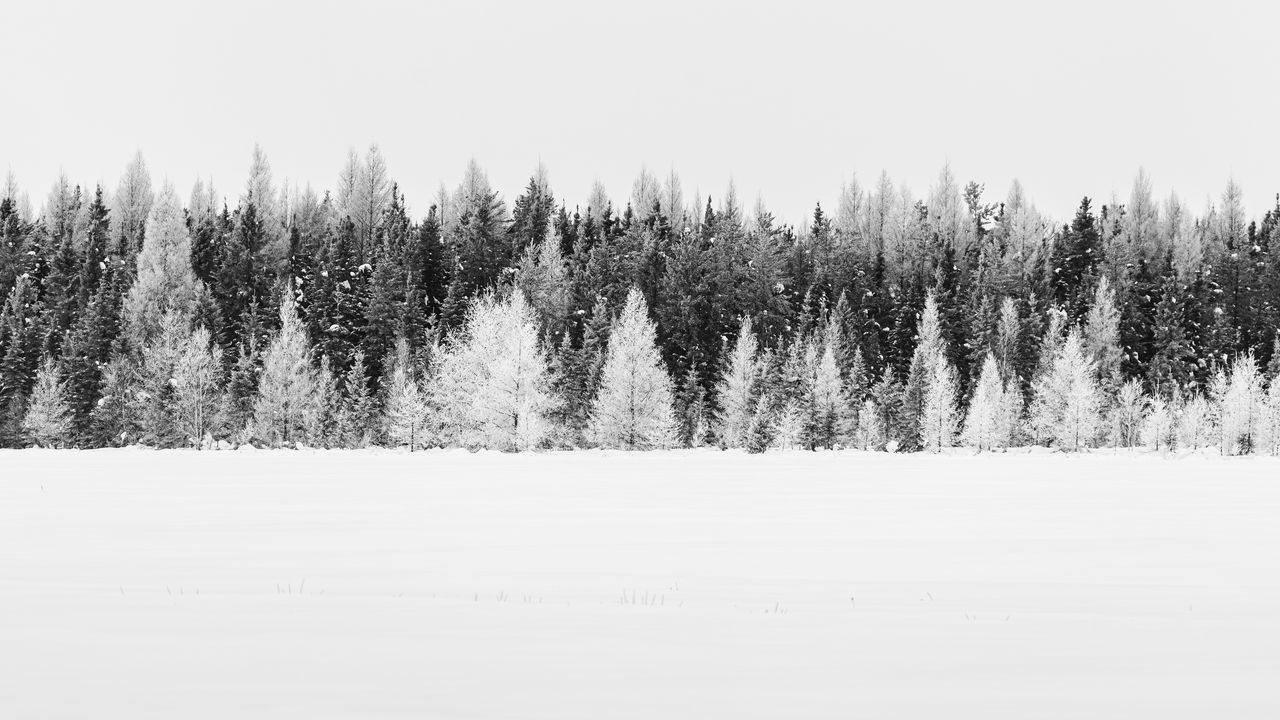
1;449;1278;718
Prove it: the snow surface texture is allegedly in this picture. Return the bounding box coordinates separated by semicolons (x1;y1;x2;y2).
2;449;1278;718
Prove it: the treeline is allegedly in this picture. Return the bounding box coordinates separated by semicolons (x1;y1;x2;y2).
4;146;1280;454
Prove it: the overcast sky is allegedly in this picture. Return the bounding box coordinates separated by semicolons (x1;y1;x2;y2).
2;0;1277;224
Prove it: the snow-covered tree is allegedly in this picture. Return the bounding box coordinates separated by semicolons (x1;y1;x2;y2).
112;150;153;254
516;223;570;338
335;351;376;448
1215;353;1264;455
133;310;188;446
434;291;551;451
1108;379;1147;448
1141;395;1176;452
1083;276;1123;389
1031;329;1101;451
590;287;676;450
809;339;848;449
172;326;223;447
994;297;1021;383
920;350;959;452
770;400;807;451
852;398;884;450
1257;378;1280;456
901;290;946;450
252;291;323;447
123;183;202;348
1177;393;1214;451
714;316;759;449
22;357;70;447
383;337;430;451
962;353;1003;451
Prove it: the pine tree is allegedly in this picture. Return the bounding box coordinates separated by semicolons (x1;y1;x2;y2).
252;290;322;447
590;287;676;450
21;356;70;447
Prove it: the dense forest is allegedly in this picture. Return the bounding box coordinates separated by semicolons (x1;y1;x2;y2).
4;146;1280;454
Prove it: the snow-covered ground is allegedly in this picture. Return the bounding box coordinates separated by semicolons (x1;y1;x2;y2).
1;448;1278;718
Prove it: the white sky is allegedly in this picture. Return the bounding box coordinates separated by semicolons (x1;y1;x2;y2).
2;0;1278;224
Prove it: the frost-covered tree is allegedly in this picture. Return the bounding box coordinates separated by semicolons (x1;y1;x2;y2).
1083;276;1123;389
516;223;570;339
173;326;223;447
901;290;945;450
22;357;70;447
1141;395;1176;452
714;316;759;449
852;398;884;450
113;151;153;255
335;351;376;448
1108;379;1147;449
962;353;1003;451
770;400;807;451
348;144;391;259
134;310;188;446
591;287;676;450
1215;353;1264;455
1177;393;1213;451
123;183;202;348
241;144;288;272
809;338;848;450
383;337;430;451
1031;329;1101;451
252;291;323;447
434;291;551;451
1256;376;1280;456
994;297;1021;383
920;350;959;452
